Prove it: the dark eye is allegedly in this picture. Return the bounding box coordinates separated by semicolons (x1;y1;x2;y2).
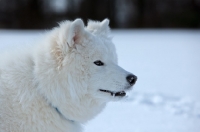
94;60;104;66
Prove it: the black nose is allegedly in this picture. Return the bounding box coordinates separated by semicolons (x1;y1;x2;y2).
126;74;137;86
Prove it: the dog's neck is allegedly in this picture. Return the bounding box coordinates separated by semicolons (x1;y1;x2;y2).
39;91;75;123
53;106;75;123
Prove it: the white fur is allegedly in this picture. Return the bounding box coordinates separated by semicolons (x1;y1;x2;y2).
0;19;134;132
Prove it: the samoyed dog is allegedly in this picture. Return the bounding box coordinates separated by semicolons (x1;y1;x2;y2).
0;19;137;132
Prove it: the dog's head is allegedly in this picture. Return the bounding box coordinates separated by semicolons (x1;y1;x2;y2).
35;19;137;102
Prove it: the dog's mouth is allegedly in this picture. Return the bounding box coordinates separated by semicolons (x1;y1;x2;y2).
99;89;126;97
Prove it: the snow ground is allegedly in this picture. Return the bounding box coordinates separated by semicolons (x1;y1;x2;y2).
0;30;200;132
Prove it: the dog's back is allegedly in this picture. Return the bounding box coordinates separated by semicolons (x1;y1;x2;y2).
0;50;34;131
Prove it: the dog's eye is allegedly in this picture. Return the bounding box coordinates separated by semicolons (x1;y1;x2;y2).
94;60;104;66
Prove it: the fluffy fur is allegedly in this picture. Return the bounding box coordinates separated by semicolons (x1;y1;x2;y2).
0;19;136;132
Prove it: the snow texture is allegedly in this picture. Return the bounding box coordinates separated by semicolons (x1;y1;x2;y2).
0;29;200;132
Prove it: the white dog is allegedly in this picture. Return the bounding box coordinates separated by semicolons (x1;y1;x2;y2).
0;19;137;132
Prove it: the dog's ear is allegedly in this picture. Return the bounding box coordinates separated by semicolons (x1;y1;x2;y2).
67;19;85;47
87;18;110;36
100;19;110;33
50;19;86;69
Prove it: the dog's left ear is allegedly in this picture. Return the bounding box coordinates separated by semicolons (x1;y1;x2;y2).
100;19;110;35
67;19;85;47
87;18;110;36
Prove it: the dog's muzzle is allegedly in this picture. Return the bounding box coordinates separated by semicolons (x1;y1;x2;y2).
99;74;137;97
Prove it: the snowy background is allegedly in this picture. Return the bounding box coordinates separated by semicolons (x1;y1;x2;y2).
0;30;200;132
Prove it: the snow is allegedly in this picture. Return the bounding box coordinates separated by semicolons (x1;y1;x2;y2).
0;29;200;132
